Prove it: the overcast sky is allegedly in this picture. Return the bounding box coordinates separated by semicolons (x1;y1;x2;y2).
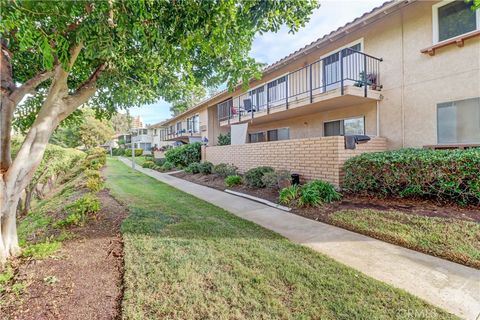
128;0;386;125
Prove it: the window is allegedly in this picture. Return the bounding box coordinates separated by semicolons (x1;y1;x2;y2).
267;76;287;103
267;128;290;141
324;117;365;136
249;86;266;110
176;122;182;132
249;132;266;143
433;0;479;43
437;97;480;144
193;115;200;133
186;115;200;133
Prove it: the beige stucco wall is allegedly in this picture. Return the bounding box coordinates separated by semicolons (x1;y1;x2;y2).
245;102;377;139
361;1;480;148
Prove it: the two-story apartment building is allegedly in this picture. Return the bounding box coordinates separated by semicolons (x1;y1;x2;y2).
157;0;480;186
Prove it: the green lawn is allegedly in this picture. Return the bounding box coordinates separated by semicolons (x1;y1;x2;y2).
330;209;480;269
105;158;455;320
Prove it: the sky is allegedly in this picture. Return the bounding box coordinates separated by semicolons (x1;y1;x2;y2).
128;0;386;126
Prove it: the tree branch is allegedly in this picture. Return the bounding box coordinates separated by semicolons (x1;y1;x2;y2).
51;43;83;95
63;63;106;113
10;70;54;105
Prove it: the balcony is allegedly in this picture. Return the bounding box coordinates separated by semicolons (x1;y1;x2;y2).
218;48;382;126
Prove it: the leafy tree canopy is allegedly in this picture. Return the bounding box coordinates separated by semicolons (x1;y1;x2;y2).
2;0;319;130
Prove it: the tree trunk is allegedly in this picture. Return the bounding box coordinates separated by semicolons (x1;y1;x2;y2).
22;188;33;216
0;175;21;264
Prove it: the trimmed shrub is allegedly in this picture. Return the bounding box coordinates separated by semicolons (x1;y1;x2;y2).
198;161;213;174
343;148;480;205
86;176;104;192
84;169;101;179
217;132;231;146
244;166;275;188
278;185;301;206
225;175;242;187
154;158;166;166
124;148;144;157
185;162;201;174
261;171;278;189
261;170;291;189
142;160;155;168
161;161;175;171
112;148;125;156
165;142;201;167
213;163;238;177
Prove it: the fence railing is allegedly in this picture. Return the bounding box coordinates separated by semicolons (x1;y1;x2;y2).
217;48;382;123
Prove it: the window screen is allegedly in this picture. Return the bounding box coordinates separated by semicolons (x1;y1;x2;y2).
324;120;343;136
437;97;480;143
438;1;476;42
324;117;365;136
249;132;265;143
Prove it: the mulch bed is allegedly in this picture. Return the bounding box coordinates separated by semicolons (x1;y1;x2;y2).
172;171;480;223
1;189;128;320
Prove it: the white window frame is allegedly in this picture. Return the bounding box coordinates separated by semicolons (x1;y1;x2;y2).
432;0;480;44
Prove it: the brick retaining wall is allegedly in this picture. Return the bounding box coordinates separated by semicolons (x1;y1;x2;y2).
203;136;387;187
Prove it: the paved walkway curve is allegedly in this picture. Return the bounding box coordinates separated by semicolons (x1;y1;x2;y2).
119;158;480;319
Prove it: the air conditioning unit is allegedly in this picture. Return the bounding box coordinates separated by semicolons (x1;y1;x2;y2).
200;125;207;132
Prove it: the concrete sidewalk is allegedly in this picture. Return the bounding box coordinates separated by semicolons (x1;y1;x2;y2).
119;158;480;319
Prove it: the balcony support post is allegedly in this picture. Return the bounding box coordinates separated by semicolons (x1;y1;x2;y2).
266;85;270;114
309;64;313;103
364;54;368;98
285;74;289;109
340;49;344;96
238;96;241;122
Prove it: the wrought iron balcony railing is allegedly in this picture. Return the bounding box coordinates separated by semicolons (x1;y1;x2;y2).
217;48;382;123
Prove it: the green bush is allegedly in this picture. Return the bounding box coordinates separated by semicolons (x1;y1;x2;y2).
299;180;341;207
124;148;144;157
343;148;480;205
212;163;238;177
185;162;201;174
278;180;341;207
142;160;155;168
261;170;291;189
112;148;125;156
86;176;104;192
161;161;175;171
244;166;275;188
278;185;301;206
56;193;100;227
225;175;242;187
217;132;231;146
154;158;166;166
165;142;201;167
198;161;213;174
84;169;101;179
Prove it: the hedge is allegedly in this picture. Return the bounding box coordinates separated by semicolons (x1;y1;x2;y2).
165;142;201;167
124;148;143;157
343;148;480;205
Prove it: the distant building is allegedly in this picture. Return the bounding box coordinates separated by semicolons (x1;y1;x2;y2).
132;116;144;129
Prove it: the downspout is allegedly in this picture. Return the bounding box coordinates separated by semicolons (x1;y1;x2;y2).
376;100;380;137
401;7;406;147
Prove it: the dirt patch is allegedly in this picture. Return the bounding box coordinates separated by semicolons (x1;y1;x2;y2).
172;171;480;222
1;189;128;320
